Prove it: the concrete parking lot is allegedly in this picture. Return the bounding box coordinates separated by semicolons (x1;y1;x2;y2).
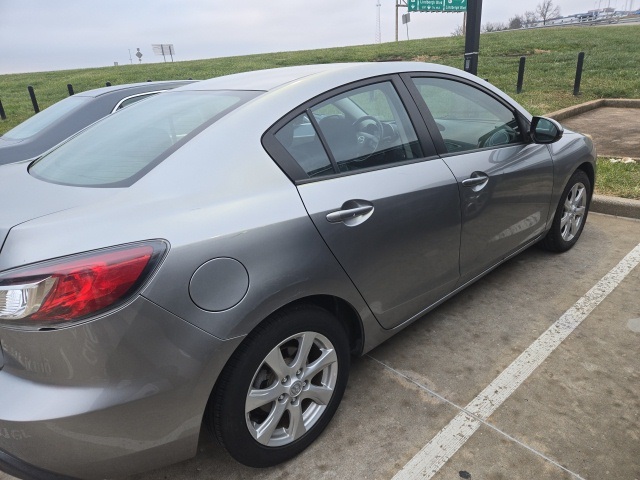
1;213;638;480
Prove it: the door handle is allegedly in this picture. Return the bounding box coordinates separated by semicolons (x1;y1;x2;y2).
326;200;374;224
461;173;489;187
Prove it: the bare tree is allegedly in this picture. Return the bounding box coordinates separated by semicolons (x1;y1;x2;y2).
450;24;464;36
523;10;539;27
536;0;561;25
508;15;524;29
482;22;507;32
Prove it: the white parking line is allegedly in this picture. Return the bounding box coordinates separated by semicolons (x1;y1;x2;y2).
391;243;640;480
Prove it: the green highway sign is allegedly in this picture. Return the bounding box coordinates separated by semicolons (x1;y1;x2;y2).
408;0;467;12
408;0;442;12
444;0;467;12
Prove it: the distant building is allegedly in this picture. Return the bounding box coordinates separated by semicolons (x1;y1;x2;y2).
522;6;637;28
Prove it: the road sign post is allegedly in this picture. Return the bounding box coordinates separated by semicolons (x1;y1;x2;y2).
400;0;480;74
152;44;175;63
463;0;482;75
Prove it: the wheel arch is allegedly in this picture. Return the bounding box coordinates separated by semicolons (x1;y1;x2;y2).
576;161;595;199
237;294;365;358
282;295;365;357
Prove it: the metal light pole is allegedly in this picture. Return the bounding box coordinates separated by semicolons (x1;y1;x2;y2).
463;0;483;76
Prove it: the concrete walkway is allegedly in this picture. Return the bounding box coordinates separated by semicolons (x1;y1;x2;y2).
549;99;640;219
561;106;640;160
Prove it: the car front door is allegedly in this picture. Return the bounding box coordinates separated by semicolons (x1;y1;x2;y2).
266;78;461;329
406;75;554;284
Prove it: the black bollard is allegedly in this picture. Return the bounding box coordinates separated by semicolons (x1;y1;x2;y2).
0;99;6;120
573;52;585;96
28;86;40;113
516;56;526;94
67;84;75;96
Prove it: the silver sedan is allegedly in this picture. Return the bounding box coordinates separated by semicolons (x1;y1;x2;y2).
0;62;595;478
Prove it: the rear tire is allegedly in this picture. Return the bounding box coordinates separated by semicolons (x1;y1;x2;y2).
209;304;350;467
542;170;591;252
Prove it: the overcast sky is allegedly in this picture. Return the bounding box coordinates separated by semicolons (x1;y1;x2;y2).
0;0;632;75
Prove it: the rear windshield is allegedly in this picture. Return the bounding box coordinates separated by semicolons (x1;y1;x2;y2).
30;90;260;187
2;96;90;140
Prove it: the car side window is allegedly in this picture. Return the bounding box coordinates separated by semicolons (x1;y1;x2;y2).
274;81;423;179
411;78;524;154
311;82;422;173
274;114;335;178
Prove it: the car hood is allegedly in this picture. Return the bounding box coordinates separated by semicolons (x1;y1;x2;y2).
0;162;117;257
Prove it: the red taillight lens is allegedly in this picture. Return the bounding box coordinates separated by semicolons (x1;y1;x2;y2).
0;241;166;329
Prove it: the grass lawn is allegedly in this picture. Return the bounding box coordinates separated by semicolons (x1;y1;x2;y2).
1;24;638;198
595;158;640;200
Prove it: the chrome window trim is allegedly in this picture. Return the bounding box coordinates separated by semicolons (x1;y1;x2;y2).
111;90;168;112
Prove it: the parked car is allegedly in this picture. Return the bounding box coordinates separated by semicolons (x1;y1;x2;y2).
0;62;595;479
0;80;194;165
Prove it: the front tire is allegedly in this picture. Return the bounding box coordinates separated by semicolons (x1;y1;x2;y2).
209;304;350;467
542;170;591;252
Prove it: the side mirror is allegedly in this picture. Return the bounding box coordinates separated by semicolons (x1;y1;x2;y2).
530;117;564;144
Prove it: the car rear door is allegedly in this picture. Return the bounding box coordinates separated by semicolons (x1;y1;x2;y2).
404;74;554;284
264;76;460;329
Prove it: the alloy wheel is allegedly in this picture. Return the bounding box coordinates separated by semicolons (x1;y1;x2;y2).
560;182;587;242
245;331;339;447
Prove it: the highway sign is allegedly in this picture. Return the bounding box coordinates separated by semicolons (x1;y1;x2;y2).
408;0;466;12
444;0;467;12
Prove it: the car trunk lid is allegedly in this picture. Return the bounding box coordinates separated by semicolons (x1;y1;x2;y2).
0;162;119;256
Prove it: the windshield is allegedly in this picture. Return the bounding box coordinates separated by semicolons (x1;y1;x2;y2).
2;96;91;140
30;90;260;187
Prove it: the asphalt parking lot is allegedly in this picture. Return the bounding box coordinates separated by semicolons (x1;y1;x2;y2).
1;212;637;480
124;212;636;480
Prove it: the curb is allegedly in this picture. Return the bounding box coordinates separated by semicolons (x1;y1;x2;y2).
591;194;640;220
547;98;640;121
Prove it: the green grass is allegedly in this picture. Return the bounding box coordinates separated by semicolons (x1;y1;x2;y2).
2;24;639;134
1;24;639;199
595;158;640;200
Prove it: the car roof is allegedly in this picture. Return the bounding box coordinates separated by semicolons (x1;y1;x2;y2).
181;62;470;92
177;62;530;120
76;80;196;98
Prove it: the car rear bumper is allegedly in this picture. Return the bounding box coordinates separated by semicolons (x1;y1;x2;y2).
0;297;242;479
0;447;77;480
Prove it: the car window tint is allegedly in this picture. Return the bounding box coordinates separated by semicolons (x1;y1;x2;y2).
310;81;423;173
412;78;523;154
1;96;91;140
275;114;334;178
30;91;260;187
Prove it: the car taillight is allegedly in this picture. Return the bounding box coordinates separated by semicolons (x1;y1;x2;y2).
0;241;167;329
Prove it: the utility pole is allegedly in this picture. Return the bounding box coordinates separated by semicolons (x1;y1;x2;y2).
463;0;483;75
376;0;382;43
396;0;407;41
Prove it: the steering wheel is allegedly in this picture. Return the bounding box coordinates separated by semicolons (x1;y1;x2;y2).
478;125;517;148
352;115;384;160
